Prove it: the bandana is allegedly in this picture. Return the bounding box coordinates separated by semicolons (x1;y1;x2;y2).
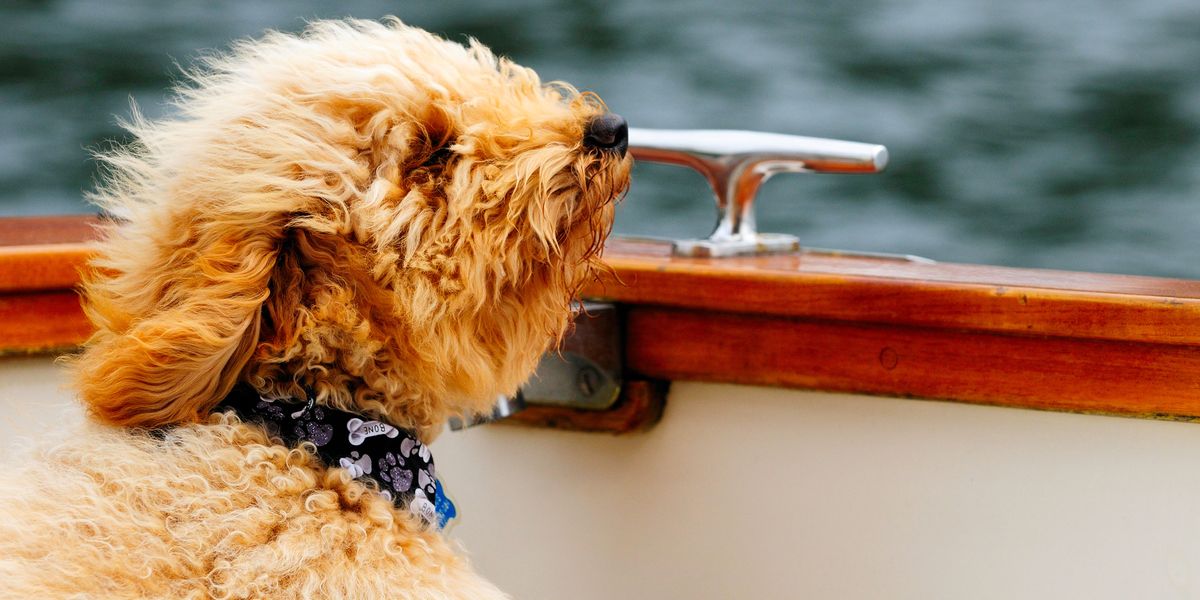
217;384;456;528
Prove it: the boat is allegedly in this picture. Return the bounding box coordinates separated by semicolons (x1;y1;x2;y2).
3;129;1200;598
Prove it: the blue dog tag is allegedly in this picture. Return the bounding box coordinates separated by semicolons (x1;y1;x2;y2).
434;478;458;529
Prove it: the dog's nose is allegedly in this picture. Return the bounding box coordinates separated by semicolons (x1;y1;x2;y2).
583;113;628;157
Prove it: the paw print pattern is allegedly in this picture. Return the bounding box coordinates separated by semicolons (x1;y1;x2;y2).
293;406;334;446
338;451;372;478
400;437;432;463
254;399;285;420
417;467;435;496
377;452;413;492
218;384;441;524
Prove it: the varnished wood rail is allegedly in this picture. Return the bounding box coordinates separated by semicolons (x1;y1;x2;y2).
4;214;1200;421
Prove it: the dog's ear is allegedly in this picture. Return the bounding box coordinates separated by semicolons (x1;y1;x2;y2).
70;222;280;428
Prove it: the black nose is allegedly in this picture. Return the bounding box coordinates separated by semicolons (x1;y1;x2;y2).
584;113;628;157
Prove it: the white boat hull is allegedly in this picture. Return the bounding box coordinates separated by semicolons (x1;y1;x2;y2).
4;356;1199;599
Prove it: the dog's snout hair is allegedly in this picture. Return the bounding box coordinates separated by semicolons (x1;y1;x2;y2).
68;18;633;439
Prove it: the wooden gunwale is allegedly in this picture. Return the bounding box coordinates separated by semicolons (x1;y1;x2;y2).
3;214;1199;420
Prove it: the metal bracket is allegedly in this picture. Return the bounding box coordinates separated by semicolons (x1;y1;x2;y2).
628;128;889;258
521;301;622;410
447;392;528;431
448;302;622;430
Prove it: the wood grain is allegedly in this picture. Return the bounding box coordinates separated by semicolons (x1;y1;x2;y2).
4;214;1200;421
589;239;1200;345
625;306;1200;419
0;244;95;293
0;290;91;355
0;214;101;247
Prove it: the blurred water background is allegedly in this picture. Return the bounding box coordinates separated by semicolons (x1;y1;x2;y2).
2;0;1198;276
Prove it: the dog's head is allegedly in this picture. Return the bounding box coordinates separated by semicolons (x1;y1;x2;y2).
72;19;631;437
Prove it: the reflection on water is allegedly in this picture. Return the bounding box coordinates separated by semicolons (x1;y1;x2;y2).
2;0;1198;276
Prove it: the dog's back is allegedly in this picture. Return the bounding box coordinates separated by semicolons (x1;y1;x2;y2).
0;417;506;598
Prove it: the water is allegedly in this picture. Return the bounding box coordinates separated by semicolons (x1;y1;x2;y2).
3;0;1199;276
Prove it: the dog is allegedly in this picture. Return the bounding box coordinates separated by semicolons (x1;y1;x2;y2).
0;18;630;598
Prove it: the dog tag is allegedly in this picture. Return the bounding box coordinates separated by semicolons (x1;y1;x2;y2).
435;478;458;530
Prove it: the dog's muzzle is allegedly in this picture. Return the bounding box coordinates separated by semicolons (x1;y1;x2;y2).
584;113;628;158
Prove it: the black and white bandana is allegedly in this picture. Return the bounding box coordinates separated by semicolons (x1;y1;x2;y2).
217;384;455;527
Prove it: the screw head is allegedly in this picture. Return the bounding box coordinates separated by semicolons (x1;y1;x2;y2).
577;365;602;397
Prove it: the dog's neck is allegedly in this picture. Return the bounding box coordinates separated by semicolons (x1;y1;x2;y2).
247;229;475;442
246;364;439;440
217;383;455;527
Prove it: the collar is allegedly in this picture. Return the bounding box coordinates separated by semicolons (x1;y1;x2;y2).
217;384;456;528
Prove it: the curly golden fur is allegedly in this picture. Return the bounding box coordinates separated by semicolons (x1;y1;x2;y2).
0;18;629;598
